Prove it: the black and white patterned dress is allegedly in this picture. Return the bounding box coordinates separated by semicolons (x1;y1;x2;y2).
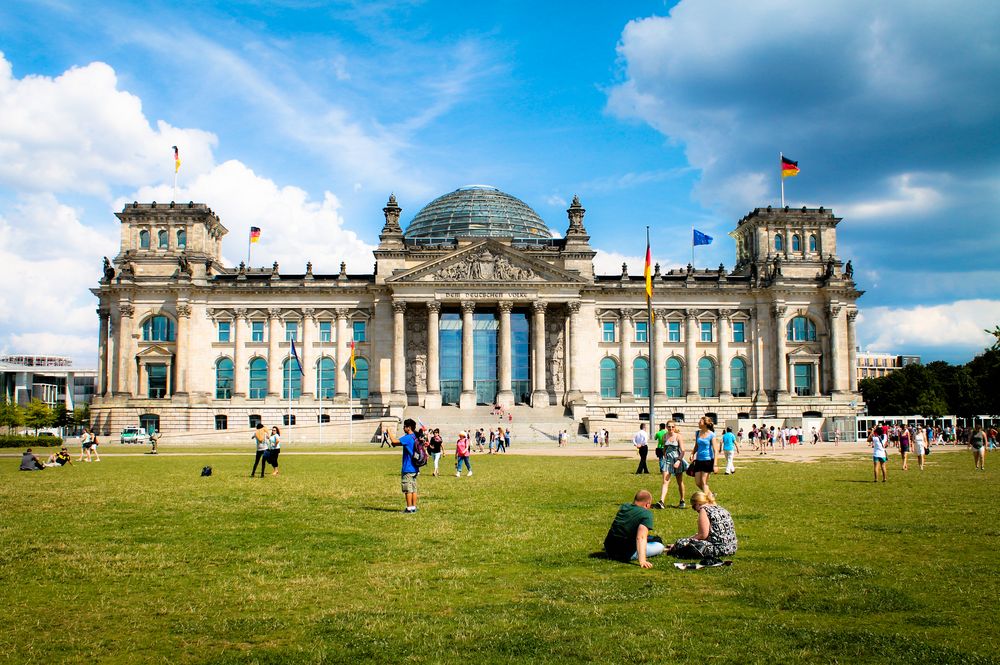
670;504;738;559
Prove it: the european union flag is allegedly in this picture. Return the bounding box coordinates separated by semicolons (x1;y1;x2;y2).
693;229;713;246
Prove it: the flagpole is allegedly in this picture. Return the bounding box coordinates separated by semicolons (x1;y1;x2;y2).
646;226;655;434
247;233;252;267
349;364;353;447
780;152;785;208
691;226;695;268
318;340;324;447
287;354;292;442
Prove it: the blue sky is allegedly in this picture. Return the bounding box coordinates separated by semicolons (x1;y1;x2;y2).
0;0;997;365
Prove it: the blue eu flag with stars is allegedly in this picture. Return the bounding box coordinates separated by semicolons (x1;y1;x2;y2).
693;229;713;246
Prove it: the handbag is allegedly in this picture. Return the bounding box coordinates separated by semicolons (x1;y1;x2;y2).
685;461;697;477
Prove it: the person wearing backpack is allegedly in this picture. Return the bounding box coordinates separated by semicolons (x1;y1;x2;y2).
455;431;472;477
250;423;268;478
387;418;421;513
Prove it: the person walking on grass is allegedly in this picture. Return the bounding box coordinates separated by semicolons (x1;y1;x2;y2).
386;418;419;513
428;428;444;476
970;425;987;471
250;423;269;477
455;430;472;477
688;417;717;498
899;426;911;471
871;427;888;483
603;489;665;569
914;426;928;471
633;423;650;475
721;426;739;475
495;427;507;454
268;426;281;476
653;422;668;470
78;427;93;463
655;422;687;509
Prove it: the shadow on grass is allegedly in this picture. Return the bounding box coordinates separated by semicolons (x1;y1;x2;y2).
587;551;610;559
834;479;878;483
360;506;404;513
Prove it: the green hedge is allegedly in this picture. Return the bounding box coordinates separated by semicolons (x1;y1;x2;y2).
0;434;64;449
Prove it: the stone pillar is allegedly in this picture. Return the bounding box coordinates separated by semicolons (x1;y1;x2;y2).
497;301;514;408
773;305;788;396
812;361;821;397
334;309;350;401
653;311;666;398
301;309;315;398
567;301;583;400
232;309;247;397
174;303;191;395
117;304;134;397
828;305;844;394
267;308;282;397
97;308;109;396
425;302;441;409
619;309;634;401
718;310;731;398
460;300;476;408
531;301;548;407
685;309;698;397
847;310;859;393
391;300;407;404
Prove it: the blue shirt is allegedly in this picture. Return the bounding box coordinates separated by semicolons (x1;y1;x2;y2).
695;432;716;460
722;432;736;451
400;433;417;474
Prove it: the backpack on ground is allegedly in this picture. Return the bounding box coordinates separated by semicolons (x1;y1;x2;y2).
411;437;428;468
200;466;212;476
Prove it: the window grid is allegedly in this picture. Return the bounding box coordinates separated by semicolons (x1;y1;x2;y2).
732;321;745;343
251;321;265;342
700;322;713;343
353;321;366;342
635;322;648;343
218;321;231;343
668;321;681;343
602;321;615;343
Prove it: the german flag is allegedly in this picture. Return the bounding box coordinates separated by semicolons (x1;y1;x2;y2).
172;146;181;173
781;156;800;178
350;341;357;376
249;227;261;243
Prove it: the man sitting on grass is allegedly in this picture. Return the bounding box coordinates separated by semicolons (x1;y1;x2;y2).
19;449;44;471
44;447;73;467
603;490;665;568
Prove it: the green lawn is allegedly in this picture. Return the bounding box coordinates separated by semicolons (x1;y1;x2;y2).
1;448;997;664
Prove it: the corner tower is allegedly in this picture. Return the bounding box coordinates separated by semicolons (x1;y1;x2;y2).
730;206;842;279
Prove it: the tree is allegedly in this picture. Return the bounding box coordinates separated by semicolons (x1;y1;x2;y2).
73;404;91;429
23;399;54;435
967;348;1000;416
0;397;24;434
859;364;948;416
53;403;71;430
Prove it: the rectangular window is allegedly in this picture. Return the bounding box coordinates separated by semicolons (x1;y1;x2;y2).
251;321;264;342
319;321;332;343
732;321;745;343
701;322;713;342
283;414;296;426
147;363;168;399
214;415;228;430
248;414;262;429
635;321;648;343
668;321;680;343
218;321;231;343
602;321;615;343
352;320;366;342
285;321;298;342
794;363;813;396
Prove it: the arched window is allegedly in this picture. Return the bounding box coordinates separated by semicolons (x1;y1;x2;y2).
176;229;187;248
316;357;335;399
249;358;268;399
786;316;817;341
698;357;716;397
142;315;175;342
600;357;618;399
792;234;801;251
730;358;747;397
633;357;650;398
774;234;783;251
666;357;683;397
215;358;233;399
808;234;817;252
283;358;302;399
139;229;150;249
157;229;168;249
351;357;369;399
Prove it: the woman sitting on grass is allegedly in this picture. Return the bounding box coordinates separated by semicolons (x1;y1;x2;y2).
666;491;737;564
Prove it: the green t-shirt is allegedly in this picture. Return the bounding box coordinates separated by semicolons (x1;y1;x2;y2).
654;429;668;448
603;503;654;561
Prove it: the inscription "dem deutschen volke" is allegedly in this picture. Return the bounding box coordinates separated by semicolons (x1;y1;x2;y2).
440;291;532;299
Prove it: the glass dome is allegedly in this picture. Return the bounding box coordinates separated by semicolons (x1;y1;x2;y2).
404;185;552;241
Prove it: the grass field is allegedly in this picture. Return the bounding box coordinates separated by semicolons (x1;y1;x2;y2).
1;446;997;664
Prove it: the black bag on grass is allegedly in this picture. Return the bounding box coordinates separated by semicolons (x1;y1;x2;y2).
200;466;213;477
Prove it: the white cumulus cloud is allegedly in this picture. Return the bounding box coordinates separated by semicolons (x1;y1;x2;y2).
858;299;1000;354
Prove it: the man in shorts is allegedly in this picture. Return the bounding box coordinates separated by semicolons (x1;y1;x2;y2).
387;418;419;513
44;447;73;467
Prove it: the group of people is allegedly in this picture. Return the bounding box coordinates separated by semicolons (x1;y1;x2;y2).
745;424;826;452
868;422;990;479
19;446;73;471
250;423;282;477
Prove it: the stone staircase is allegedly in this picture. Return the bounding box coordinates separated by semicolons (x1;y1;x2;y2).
400;405;584;445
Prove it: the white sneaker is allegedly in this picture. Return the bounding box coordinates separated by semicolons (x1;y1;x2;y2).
467;471;473;477
456;471;461;477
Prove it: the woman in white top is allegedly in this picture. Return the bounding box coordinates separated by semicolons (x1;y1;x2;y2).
78;427;94;462
268;426;281;476
871;427;888;482
913;426;928;471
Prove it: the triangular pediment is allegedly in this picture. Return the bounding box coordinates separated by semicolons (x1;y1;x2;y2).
387;240;586;284
136;344;174;358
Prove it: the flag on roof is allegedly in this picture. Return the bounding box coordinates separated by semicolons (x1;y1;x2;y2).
250;227;261;243
693;229;713;246
781;155;800;178
172;146;181;173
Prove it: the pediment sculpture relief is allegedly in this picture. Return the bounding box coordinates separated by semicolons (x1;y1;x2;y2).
433;249;536;282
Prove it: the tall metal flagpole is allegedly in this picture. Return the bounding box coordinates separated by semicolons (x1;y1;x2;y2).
349;359;353;447
247;233;252;267
318;339;324;446
646;226;655;433
780;152;785;208
286;356;292;442
691;226;695;268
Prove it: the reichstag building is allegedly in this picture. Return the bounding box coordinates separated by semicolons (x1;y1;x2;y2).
91;185;863;436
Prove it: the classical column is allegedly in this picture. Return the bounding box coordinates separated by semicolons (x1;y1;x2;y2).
117;303;134;397
653;310;666;398
301;308;315;398
718;310;731;398
334;308;350;400
847;309;859;393
174;302;191;395
460;300;476;408
391;300;407;402
97;308;109;396
497;301;514;408
425;302;441;408
812;361;821;397
620;309;635;400
531;301;548;407
773;304;788;396
567;301;583;398
685;309;698;397
232;309;247;397
267;308;282;397
828;304;844;394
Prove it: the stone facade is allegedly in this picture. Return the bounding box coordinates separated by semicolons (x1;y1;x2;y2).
90;195;864;437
